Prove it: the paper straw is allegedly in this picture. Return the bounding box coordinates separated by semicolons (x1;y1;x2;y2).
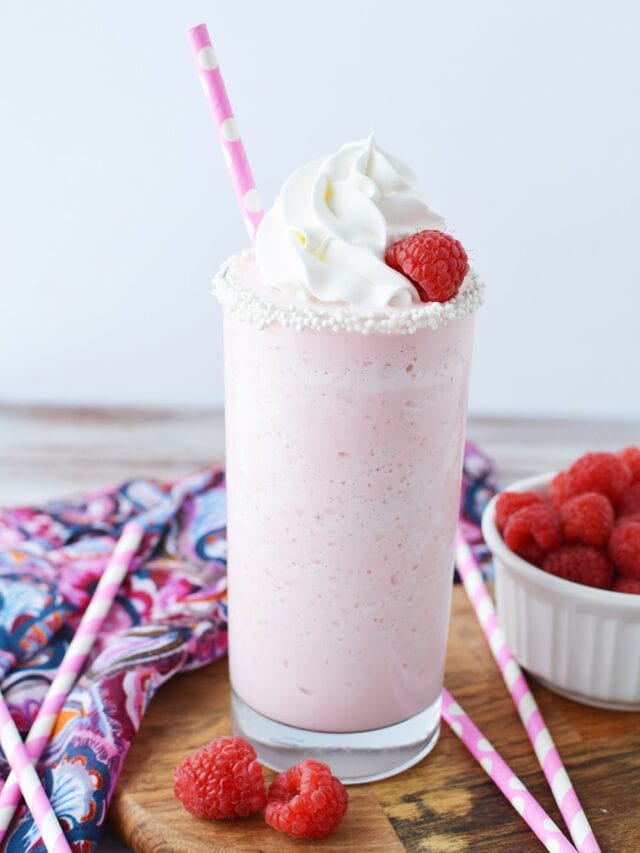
186;23;264;242
0;522;144;846
442;689;576;853
455;530;600;853
0;699;69;853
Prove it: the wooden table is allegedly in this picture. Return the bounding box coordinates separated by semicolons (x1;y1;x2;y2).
1;406;639;852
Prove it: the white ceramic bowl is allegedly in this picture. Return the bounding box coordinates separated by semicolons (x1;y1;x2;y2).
482;472;640;711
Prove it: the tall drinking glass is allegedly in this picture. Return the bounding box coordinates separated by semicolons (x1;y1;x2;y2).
217;251;479;783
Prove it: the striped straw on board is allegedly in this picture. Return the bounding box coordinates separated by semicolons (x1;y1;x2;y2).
455;530;600;853
186;23;264;242
442;689;576;853
0;699;69;853
0;521;144;847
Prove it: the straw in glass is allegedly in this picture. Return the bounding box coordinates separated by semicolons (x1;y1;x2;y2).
0;522;144;847
442;689;576;852
455;530;600;853
186;23;264;242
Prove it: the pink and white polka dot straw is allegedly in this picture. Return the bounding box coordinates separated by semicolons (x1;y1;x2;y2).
455;530;600;853
186;23;264;242
442;689;576;853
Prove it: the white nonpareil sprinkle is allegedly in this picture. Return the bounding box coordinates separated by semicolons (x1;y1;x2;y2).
212;250;484;335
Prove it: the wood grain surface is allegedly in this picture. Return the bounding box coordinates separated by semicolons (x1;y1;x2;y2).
109;588;640;852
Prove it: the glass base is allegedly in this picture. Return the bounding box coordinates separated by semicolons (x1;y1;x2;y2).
231;690;441;784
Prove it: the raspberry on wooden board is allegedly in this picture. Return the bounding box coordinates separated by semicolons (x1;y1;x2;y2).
173;737;266;819
265;759;348;839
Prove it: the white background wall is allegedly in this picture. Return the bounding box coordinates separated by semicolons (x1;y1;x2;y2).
1;0;638;418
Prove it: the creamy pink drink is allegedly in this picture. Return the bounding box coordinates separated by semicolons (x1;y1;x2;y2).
215;138;482;781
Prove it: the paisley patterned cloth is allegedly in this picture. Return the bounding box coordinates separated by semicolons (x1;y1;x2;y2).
0;443;494;851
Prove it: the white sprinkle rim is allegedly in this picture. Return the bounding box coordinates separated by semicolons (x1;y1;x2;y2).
212;250;484;335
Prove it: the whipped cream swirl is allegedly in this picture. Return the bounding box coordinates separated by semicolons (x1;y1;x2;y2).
255;136;445;309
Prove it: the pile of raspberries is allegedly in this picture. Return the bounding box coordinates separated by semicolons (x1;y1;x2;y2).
496;448;640;592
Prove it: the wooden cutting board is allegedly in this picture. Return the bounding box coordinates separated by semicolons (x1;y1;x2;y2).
109;587;640;851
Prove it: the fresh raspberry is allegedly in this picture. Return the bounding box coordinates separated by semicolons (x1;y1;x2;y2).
503;503;562;561
543;545;613;589
608;520;640;580
513;541;547;567
495;491;545;533
567;452;631;506
612;575;640;594
265;759;348;839
548;470;574;509
385;230;468;303
559;492;614;548
173;736;266;819
617;446;640;483
617;483;640;518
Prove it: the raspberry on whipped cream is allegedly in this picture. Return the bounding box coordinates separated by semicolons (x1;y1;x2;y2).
385;230;469;303
254;135;446;309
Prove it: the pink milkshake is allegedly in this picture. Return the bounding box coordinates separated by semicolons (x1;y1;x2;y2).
215;138;482;782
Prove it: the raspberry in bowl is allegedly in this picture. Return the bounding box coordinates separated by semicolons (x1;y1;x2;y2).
481;451;640;711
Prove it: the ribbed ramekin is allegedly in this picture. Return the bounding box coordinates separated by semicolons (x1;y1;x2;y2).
482;473;640;711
